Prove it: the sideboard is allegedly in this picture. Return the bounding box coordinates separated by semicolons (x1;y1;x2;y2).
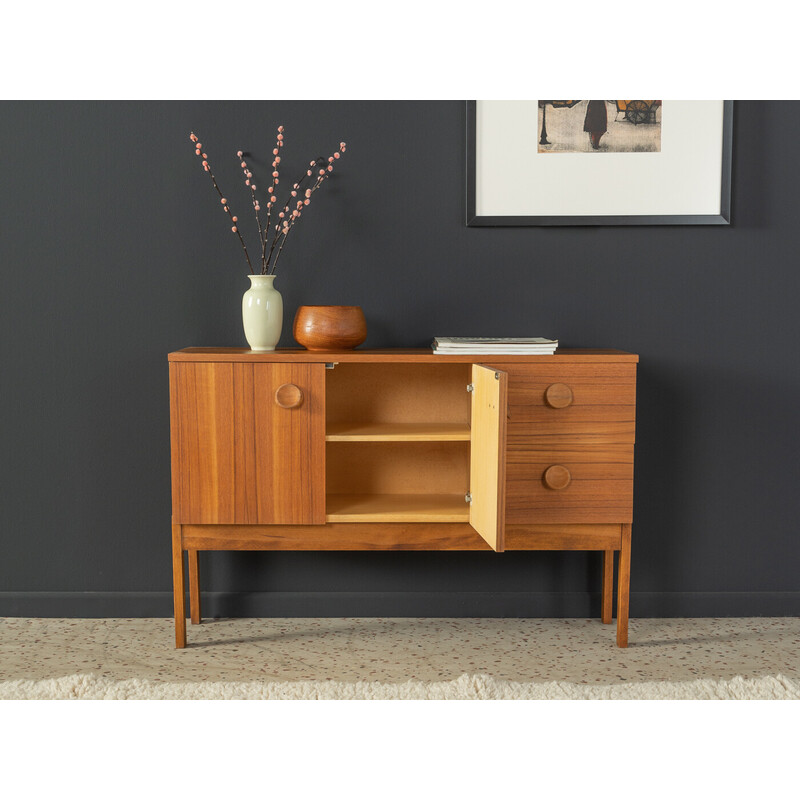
168;348;638;648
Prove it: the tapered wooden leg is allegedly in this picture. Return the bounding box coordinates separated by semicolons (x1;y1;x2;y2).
616;524;632;648
172;523;186;648
601;549;614;624
188;549;201;624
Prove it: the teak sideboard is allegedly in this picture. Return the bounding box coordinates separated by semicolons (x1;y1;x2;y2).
168;348;638;648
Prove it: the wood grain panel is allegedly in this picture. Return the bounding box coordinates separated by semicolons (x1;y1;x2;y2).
508;507;632;524
501;363;636;442
507;442;634;457
509;406;636;425
183;522;492;550
469;365;507;552
507;480;633;509
505;524;622;550
602;549;614;624
503;360;636;388
188;549;200;624
170;348;639;364
326;422;471;441
507;427;636;446
326;363;470;425
169;363;182;520
507;474;632;520
181;522;621;551
171;362;325;524
233;363;259;522
509;379;636;407
506;443;633;523
172;523;186;649
325;494;469;522
507;449;635;480
253;363;326;524
617;523;632;647
508;416;636;444
326;441;469;495
174;362;236;523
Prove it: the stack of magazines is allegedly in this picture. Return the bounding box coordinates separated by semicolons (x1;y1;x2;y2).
432;337;558;355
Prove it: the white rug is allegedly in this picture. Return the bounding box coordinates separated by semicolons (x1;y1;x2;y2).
1;672;798;700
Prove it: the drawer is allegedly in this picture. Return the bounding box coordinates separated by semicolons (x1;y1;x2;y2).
505;447;634;524
493;363;637;443
503;363;637;406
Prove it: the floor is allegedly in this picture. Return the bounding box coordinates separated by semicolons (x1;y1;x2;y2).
1;617;798;685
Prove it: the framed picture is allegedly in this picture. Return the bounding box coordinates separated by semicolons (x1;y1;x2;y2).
466;100;733;226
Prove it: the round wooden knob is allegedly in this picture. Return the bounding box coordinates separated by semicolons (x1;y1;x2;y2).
543;465;571;490
275;383;304;409
545;383;573;408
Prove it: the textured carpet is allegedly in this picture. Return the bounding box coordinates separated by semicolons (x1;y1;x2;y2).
1;672;798;699
4;617;799;685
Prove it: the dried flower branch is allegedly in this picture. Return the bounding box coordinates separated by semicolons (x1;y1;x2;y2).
190;128;345;275
270;142;346;274
265;160;321;269
237;149;263;251
261;126;284;272
190;132;253;272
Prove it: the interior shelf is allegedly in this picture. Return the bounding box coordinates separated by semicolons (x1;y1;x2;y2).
326;422;471;442
326;494;470;523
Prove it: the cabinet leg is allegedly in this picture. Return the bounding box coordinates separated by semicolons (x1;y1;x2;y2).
616;524;632;648
172;523;186;648
601;549;614;624
188;549;201;624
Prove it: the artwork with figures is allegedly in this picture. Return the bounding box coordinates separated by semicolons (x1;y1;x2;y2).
538;100;662;153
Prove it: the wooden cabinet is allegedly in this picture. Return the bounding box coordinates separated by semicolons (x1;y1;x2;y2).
169;348;638;648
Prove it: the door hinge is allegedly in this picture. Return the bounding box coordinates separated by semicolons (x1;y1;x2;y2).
465;492;472;503
325;363;337;370
466;383;474;393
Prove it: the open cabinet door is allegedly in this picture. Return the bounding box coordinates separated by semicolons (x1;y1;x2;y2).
469;364;508;552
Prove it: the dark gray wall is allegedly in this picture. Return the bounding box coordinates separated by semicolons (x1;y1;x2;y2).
1;101;798;618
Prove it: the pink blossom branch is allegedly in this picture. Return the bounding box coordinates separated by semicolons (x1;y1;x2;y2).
269;227;293;274
237;150;263;263
190;133;253;273
265;162;320;269
270;142;346;272
270;180;324;273
189;131;345;277
261;127;285;273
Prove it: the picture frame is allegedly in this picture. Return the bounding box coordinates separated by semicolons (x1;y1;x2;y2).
466;100;733;226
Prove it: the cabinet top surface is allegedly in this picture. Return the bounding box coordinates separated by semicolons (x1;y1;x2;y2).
168;347;638;363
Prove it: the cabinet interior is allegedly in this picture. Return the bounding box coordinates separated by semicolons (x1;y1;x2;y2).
325;363;472;521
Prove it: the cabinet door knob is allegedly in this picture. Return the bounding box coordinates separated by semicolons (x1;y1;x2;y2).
543;465;571;490
275;383;304;409
545;383;574;408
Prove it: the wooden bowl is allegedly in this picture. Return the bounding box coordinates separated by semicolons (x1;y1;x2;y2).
293;305;367;351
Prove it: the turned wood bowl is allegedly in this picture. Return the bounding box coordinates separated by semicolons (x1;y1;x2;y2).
293;305;367;351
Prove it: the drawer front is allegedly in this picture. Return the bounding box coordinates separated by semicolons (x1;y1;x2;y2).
506;446;634;524
496;363;637;444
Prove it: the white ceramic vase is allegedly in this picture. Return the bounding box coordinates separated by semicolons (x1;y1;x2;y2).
242;274;283;351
